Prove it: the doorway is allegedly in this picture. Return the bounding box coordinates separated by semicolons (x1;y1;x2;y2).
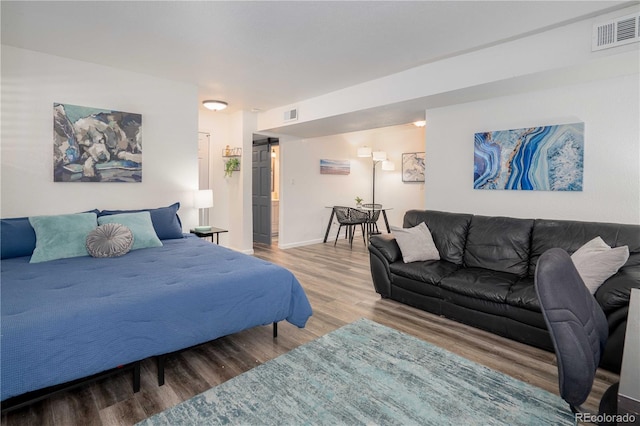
252;137;279;245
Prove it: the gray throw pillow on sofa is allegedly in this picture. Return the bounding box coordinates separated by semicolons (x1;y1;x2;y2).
571;236;629;294
392;222;440;263
86;223;134;258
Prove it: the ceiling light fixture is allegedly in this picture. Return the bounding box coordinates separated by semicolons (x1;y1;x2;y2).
413;120;427;128
202;100;228;111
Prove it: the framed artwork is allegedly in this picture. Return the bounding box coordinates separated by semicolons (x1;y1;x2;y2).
53;103;142;182
402;152;425;182
320;159;350;175
474;122;584;191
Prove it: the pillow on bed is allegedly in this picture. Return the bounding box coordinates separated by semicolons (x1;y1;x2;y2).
86;223;134;258
1;217;37;259
28;212;98;263
98;211;163;250
98;203;183;240
1;209;100;260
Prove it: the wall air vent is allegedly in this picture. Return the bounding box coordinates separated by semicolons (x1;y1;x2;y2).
592;12;640;51
283;108;298;122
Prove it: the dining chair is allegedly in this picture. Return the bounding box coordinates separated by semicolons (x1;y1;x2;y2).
362;203;382;235
333;206;367;248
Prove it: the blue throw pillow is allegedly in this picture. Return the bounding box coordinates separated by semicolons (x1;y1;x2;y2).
99;202;183;240
29;212;98;263
1;217;37;259
98;211;163;250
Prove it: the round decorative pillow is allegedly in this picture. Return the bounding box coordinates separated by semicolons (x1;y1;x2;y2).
86;223;134;258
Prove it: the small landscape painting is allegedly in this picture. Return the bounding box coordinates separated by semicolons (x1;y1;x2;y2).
320;159;350;175
53;103;142;182
473;122;584;191
402;152;425;182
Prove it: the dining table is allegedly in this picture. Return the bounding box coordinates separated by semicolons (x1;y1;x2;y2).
323;206;392;243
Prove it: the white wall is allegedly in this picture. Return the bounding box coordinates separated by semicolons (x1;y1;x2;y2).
1;46;200;228
279;124;426;248
197;109;256;253
425;73;640;224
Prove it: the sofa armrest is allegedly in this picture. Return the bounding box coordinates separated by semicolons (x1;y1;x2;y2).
601;306;629;373
368;234;401;298
595;265;640;314
369;234;402;263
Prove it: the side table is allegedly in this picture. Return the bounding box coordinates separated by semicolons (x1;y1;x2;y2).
190;227;228;244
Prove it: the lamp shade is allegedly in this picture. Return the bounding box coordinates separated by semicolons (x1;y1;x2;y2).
194;189;214;208
381;160;395;171
357;146;372;157
372;151;387;162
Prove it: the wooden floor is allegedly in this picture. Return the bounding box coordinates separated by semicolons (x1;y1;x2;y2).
1;239;618;425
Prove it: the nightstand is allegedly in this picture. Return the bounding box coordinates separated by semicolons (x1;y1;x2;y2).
190;227;228;244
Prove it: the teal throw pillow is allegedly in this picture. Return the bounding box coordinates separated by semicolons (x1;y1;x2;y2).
29;212;98;263
98;211;163;250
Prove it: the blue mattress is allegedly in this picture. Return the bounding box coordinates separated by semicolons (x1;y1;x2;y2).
0;235;312;401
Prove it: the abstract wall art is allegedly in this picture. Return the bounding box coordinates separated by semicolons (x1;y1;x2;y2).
54;103;142;182
320;159;350;175
402;152;425;182
473;122;584;191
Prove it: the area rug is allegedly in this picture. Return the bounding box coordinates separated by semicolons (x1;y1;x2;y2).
138;319;573;425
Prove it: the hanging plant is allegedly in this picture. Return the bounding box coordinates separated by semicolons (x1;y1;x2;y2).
224;157;240;177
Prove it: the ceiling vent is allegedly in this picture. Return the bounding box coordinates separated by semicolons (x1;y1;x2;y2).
592;12;640;51
283;108;298;122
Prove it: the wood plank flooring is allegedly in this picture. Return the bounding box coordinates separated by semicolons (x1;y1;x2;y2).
1;239;619;425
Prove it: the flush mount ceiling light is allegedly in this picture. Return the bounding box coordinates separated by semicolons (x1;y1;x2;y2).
202;100;228;111
413;120;427;128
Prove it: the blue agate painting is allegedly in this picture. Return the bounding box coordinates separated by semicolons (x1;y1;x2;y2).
474;123;584;191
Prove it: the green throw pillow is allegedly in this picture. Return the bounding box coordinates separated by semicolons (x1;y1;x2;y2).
98;211;162;251
29;212;98;263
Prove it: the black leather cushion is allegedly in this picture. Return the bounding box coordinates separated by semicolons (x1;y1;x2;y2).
403;210;472;265
369;234;402;263
505;277;540;311
439;267;518;303
529;219;639;275
390;259;458;285
464;215;533;277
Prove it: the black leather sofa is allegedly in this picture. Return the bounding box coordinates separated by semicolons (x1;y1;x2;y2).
368;210;639;373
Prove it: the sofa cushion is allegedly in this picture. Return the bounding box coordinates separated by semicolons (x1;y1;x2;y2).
529;219;638;276
505;277;540;311
403;210;472;265
390;259;458;286
464;215;533;277
439;267;519;303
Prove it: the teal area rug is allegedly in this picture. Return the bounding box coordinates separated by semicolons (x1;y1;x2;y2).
138;319;573;425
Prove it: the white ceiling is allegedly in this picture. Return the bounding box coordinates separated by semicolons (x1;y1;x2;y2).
1;1;633;127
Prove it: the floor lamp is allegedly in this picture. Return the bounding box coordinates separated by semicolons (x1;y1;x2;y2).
358;147;395;208
194;189;214;230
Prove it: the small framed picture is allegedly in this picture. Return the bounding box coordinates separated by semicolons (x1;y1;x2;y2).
402;152;425;182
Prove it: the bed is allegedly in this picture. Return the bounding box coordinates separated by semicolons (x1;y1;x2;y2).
0;205;313;405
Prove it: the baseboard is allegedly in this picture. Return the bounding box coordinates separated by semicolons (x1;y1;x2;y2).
278;238;324;249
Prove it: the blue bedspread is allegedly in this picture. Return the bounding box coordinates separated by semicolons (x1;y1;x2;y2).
0;235;312;401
